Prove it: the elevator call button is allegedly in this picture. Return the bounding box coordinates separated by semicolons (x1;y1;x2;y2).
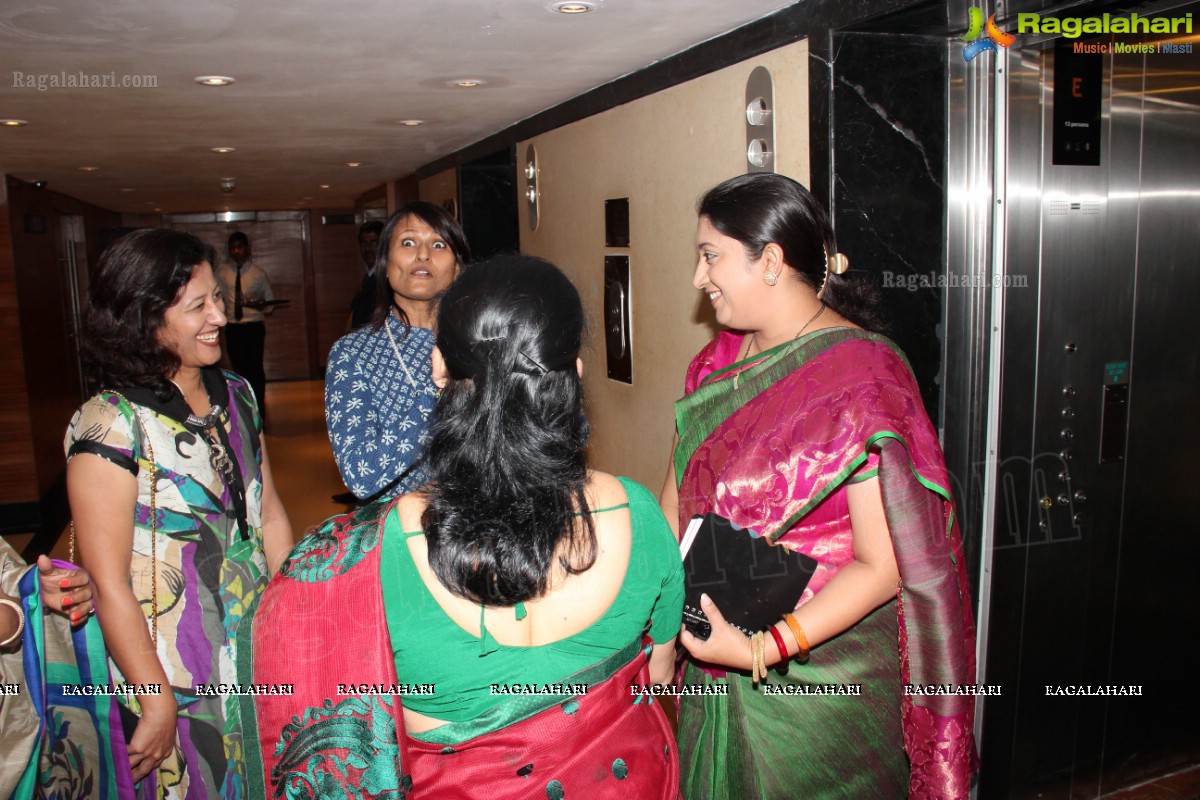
1103;360;1128;385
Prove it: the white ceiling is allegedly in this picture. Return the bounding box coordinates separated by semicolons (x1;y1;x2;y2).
0;0;796;214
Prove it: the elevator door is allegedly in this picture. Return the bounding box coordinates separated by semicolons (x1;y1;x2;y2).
981;20;1200;799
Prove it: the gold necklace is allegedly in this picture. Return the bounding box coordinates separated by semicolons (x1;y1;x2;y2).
733;304;827;390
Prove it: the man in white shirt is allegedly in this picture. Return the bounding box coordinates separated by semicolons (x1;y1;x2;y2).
215;231;274;420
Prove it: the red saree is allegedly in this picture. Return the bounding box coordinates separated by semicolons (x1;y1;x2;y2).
674;328;978;799
239;500;679;799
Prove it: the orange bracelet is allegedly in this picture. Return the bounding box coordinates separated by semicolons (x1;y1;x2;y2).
783;613;810;661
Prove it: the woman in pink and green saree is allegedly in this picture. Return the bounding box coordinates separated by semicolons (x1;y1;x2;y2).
243;255;684;799
661;174;978;799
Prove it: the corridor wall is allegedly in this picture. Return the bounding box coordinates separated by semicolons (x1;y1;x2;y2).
517;40;810;490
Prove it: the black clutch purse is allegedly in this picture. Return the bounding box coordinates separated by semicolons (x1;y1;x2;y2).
680;512;818;640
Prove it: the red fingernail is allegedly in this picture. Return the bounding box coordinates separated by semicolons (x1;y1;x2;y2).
71;613;81;623
60;579;72;589
62;596;72;607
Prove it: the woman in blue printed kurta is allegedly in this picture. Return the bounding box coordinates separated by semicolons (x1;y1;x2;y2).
325;202;471;501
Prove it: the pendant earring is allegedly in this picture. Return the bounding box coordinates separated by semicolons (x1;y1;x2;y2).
763;271;778;286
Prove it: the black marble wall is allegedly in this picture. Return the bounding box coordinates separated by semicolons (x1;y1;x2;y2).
459;147;520;261
826;32;948;418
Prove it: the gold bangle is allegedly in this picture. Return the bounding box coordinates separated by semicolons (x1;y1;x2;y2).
751;631;769;685
749;632;760;685
783;613;810;661
0;597;25;648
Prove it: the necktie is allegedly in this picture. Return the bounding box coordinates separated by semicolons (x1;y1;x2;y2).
234;265;244;321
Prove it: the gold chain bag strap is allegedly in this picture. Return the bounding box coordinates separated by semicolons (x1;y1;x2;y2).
69;391;159;647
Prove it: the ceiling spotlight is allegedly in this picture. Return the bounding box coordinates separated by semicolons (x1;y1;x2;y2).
346;162;361;167
195;75;235;87
1;119;29;127
452;79;485;88
551;1;594;13
211;146;236;154
398;119;425;127
319;184;330;189
78;166;99;172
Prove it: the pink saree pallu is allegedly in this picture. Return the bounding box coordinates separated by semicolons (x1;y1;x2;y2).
674;328;978;800
240;501;680;799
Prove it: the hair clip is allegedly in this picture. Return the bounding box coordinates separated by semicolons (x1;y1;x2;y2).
518;351;549;376
818;250;850;299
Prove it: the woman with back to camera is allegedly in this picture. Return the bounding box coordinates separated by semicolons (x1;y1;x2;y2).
245;255;684;799
65;229;294;798
661;173;977;799
325;201;471;502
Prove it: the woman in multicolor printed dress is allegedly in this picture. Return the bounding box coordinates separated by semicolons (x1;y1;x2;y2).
324;202;471;502
65;229;294;798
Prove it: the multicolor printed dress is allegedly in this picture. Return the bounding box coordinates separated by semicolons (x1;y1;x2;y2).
64;368;269;800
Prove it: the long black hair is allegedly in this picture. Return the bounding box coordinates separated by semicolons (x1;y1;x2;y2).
82;228;218;399
421;254;594;606
369;201;472;332
699;173;886;332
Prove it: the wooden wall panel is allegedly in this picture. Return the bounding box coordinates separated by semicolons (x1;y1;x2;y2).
309;210;361;371
0;190;38;504
7;180;120;497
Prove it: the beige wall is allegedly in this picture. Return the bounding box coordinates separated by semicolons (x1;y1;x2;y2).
517;42;810;492
418;169;459;216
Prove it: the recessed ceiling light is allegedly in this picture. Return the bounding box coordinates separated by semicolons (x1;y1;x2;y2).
120;188;135;192
346;162;361;167
398;119;425;127
1;119;29;127
78;166;99;172
195;75;236;87
319;184;330;189
211;146;236;154
551;1;594;13
452;79;485;88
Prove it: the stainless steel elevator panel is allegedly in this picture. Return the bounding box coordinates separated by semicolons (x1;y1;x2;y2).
982;9;1200;796
1102;37;1200;785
